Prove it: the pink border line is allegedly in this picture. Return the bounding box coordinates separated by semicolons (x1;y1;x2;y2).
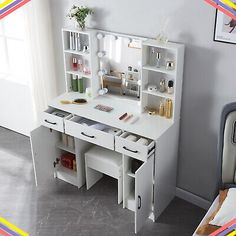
209;219;236;236
0;0;30;20
205;0;236;20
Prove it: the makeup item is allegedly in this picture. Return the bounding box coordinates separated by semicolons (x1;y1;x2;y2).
72;33;76;50
75;33;78;51
124;114;133;122
61;153;75;170
60;99;87;105
167;80;174;94
159;79;166;93
71;75;78;92
94;104;114;112
76;33;81;51
165;99;173;119
72;57;78;71
119;113;128;120
156;52;161;68
67;136;75;149
78;78;84;93
77;59;83;72
137;138;149;146
62;133;68;146
150;47;156;66
51;110;69;117
130;117;140;124
85;88;92;98
83;45;89;53
83;60;91;75
69;32;73;50
147;84;158;92
126;135;138;142
166;60;175;70
159;101;165;116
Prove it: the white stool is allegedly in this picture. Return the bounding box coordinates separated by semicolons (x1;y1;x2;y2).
85;146;123;204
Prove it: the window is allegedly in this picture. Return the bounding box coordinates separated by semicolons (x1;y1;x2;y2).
0;7;30;85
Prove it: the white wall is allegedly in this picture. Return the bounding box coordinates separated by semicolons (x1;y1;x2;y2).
49;0;236;201
0;79;34;136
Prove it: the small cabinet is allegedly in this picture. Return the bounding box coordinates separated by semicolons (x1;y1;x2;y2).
41;107;71;132
123;154;154;234
115;132;155;161
30;126;91;188
65;115;121;150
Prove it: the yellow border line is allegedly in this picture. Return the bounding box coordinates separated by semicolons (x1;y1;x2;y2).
221;0;236;10
227;230;236;236
0;217;29;236
0;0;14;9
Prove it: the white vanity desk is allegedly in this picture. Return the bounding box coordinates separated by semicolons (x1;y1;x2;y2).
31;27;184;234
49;92;173;140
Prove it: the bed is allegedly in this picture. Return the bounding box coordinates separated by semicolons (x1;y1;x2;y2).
193;102;236;236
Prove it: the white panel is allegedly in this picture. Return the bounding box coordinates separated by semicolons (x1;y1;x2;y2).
135;154;154;234
30;126;60;185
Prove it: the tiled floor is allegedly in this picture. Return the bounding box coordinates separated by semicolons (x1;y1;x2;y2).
0;127;206;236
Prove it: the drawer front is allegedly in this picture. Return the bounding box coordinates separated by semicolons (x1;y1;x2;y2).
65;120;115;150
115;134;155;161
41;112;64;132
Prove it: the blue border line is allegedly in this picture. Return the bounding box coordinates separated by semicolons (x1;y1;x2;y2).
213;0;236;16
0;0;23;14
0;223;20;236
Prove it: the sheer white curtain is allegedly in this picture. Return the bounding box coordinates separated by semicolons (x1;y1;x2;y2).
25;0;57;126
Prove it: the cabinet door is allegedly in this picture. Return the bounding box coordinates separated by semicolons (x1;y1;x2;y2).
30;126;60;186
135;154;154;234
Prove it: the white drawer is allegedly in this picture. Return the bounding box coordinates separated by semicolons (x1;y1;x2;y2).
65;116;121;150
115;132;155;161
41;107;70;132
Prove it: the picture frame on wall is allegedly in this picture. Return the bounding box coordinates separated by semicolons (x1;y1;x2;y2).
214;9;236;45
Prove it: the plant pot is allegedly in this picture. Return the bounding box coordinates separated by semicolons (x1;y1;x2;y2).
74;21;86;31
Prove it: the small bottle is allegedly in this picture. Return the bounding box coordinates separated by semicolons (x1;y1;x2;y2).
167;80;174;94
71;75;78;92
150;47;156;66
165;99;173;119
159;79;166;93
77;59;83;72
156;52;161;68
159;101;165;116
72;57;78;71
78;77;84;93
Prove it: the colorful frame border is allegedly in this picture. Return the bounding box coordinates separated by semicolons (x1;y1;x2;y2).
205;0;236;20
0;0;30;20
0;217;28;236
210;219;236;236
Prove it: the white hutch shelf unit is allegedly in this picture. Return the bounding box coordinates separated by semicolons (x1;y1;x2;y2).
62;28;100;98
30;27;185;234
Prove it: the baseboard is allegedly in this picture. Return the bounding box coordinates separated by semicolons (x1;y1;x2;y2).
176;187;211;210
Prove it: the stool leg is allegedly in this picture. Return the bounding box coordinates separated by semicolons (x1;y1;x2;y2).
118;176;123;204
86;166;103;190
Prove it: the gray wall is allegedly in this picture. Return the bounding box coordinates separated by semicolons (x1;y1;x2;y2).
49;0;236;201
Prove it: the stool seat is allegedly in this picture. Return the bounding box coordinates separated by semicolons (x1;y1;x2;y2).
85;146;123;204
86;146;122;167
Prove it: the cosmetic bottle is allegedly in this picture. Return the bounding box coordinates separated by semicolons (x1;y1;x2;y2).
71;75;78;92
72;57;78;71
156;52;161;68
78;77;84;93
150;47;156;66
77;59;83;72
167;80;174;94
159;101;165;116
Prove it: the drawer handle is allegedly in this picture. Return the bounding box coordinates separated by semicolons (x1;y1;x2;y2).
44;119;57;125
123;146;138;154
138;195;141;210
81;132;95;139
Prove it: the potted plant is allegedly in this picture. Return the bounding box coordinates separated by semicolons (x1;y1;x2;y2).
67;5;93;30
